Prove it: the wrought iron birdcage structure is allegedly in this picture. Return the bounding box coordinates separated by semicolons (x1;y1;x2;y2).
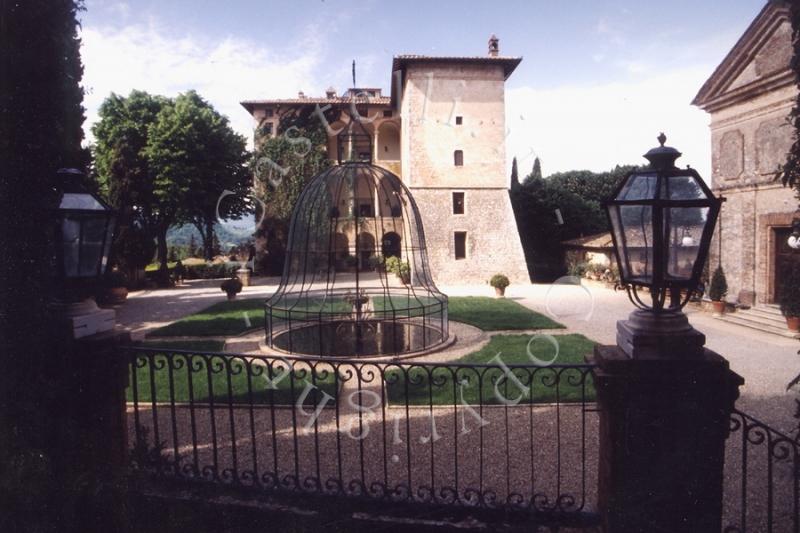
265;122;448;357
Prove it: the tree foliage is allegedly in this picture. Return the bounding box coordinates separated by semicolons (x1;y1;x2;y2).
93;90;250;279
511;165;634;281
778;2;800;190
251;108;334;274
0;1;88;530
510;156;520;191
531;157;542;181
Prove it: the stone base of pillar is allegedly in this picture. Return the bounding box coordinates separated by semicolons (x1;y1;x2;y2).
590;345;743;533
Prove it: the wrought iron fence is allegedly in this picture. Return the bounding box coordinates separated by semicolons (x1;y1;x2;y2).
723;409;800;533
125;346;600;526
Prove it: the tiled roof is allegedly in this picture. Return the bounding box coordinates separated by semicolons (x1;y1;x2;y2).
391;54;522;79
562;232;614;250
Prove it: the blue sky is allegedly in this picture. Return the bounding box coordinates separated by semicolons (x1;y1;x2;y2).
80;0;767;179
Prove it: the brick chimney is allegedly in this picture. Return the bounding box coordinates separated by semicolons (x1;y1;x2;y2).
488;34;499;57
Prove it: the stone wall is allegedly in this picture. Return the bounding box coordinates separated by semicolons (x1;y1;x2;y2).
707;84;797;304
411;187;529;284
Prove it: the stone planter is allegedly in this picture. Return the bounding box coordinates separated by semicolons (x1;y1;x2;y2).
786;316;800;332
494;287;506;298
226;292;237;301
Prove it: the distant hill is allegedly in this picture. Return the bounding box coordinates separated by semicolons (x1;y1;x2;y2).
167;219;256;250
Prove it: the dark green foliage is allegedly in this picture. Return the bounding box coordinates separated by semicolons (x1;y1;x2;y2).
531;156;543;181
490;273;510;289
709;265;728;302
510;156;520;190
779;262;800;317
0;2;88;530
777;2;800;189
252;109;334;275
511;165;634;281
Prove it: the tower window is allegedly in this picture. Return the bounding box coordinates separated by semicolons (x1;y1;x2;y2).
455;116;463;125
454;232;467;260
454;150;464;167
452;192;465;215
264;108;274;118
383;109;392;117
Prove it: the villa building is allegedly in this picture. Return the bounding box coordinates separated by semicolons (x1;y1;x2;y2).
693;0;797;306
240;36;529;284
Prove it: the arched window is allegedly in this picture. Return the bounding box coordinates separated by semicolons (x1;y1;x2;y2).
454;150;464;167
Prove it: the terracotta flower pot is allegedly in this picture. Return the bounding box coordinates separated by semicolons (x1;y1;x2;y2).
711;300;725;315
495;287;506;298
786;316;800;332
226;292;237;301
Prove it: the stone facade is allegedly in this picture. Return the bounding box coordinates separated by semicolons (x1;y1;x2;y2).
241;38;529;284
693;1;797;305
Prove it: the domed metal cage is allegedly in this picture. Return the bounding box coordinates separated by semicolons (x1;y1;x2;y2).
264;162;449;357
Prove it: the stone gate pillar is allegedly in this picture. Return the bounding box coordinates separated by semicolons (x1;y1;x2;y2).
591;318;743;532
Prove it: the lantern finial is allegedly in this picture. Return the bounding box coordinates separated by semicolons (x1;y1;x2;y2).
657;132;667;147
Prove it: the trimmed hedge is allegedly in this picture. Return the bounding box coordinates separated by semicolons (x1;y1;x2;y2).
145;261;240;281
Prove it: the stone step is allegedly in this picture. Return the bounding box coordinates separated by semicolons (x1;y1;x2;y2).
716;313;799;339
741;305;783;319
730;309;786;327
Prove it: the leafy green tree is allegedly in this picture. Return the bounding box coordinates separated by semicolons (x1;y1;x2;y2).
252;108;334;274
92;90;167;277
146;91;249;261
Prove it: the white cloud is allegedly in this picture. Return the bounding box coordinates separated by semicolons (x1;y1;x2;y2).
80;20;325;147
505;65;714;181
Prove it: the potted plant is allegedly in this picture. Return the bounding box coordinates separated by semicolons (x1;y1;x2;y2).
397;261;411;285
221;276;243;301
490;274;510;297
708;265;728;316
367;254;385;271
344;254;358;272
779;262;800;332
99;269;129;305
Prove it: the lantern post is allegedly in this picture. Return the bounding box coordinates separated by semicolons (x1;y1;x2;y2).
592;135;743;532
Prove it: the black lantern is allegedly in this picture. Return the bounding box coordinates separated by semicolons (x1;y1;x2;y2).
53;168;116;293
604;134;721;313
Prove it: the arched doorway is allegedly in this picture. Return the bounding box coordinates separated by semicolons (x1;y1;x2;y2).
333;232;349;271
382;232;401;259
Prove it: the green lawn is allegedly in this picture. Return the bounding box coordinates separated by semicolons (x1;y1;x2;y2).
447;296;563;330
386;334;596;406
148;295;562;338
128;348;337;405
148;298;265;337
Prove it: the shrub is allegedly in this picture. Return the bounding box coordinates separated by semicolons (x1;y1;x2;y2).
568;261;588;278
708;265;728;302
489;274;510;290
397;261;411;282
220;277;243;295
367;254;385;270
779;262;800;317
183;262;239;280
345;254;358;268
385;256;400;275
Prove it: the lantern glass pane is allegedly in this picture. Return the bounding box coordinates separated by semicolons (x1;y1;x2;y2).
78;216;108;277
618;205;654;283
664;206;709;281
617;174;658;201
62;217;81;277
60;192;106;211
661;175;706;201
